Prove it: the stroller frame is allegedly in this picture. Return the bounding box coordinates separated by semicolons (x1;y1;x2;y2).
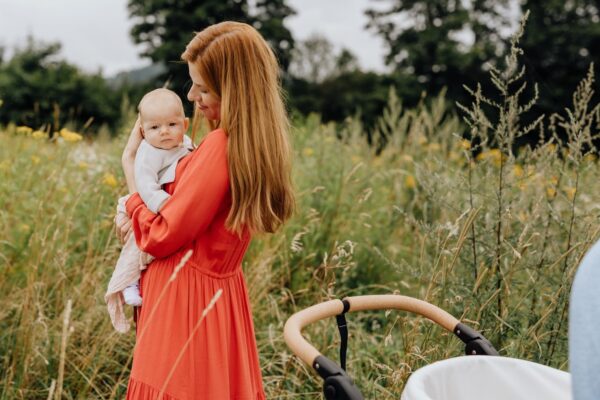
284;295;498;400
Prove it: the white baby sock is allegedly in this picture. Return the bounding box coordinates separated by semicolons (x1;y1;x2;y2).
123;282;143;306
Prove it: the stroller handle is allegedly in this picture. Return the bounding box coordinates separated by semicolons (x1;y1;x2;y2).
284;294;460;367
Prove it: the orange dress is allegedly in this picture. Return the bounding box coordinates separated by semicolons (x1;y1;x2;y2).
125;128;266;399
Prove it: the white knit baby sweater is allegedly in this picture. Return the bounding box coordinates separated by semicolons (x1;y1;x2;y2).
134;135;193;213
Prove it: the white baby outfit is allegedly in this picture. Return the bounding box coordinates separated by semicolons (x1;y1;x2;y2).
105;136;193;333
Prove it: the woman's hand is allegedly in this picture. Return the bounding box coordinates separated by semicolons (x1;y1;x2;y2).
122;116;143;193
115;211;133;244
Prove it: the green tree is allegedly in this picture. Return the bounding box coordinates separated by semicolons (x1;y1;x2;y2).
286;34;392;134
0;38;120;132
253;0;296;70
127;0;296;101
365;0;512;100
288;34;337;83
519;0;600;119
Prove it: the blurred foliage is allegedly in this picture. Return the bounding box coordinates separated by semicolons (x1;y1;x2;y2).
285;1;600;142
519;0;600;122
127;0;296;110
286;70;397;145
365;0;513;106
360;0;600;138
288;34;361;84
285;35;398;141
2;1;599;144
0;38;122;134
285;36;434;141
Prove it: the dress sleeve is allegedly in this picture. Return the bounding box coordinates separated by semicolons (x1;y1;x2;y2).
126;130;229;258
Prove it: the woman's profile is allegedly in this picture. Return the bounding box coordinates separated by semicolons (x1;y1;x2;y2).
117;21;295;399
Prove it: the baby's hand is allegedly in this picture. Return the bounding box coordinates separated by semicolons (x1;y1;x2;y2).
139;252;155;270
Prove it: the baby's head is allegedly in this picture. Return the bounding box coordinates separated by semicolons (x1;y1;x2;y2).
138;88;189;150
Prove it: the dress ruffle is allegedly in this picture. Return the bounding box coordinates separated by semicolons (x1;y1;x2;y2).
127;377;179;400
125;253;266;399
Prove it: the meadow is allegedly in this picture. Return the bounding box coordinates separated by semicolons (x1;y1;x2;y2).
1;28;600;399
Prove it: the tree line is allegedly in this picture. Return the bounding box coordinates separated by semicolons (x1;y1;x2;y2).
0;0;598;138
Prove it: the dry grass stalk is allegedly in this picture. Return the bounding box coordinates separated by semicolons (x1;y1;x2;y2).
55;299;72;400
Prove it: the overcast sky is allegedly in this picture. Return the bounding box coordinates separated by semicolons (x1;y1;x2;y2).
0;0;388;77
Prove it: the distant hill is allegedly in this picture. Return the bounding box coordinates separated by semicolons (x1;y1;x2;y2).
106;63;166;88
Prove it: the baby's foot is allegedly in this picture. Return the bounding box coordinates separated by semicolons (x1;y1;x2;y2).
123;285;143;306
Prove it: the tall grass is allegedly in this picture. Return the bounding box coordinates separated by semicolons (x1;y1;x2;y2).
1;18;600;398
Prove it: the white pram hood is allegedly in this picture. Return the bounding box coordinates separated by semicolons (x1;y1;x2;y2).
402;356;571;400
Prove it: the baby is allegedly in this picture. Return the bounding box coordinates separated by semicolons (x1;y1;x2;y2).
105;88;192;332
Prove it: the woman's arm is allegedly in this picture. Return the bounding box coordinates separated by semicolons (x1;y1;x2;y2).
126;129;229;259
122;116;143;193
115;117;143;243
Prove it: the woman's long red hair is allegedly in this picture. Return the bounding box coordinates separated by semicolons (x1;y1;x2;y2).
182;21;295;234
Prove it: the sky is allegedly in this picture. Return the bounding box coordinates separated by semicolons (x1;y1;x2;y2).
0;0;388;77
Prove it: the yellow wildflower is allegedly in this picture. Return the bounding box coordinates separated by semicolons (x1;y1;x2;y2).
30;155;41;165
546;187;556;198
102;173;118;187
476;149;503;167
564;187;577;201
32;130;48;140
583;153;597;163
427;143;441;152
60;128;83;142
548;176;559;186
405;174;416;189
449;151;462;164
512;164;524;178
545;143;557;154
16;126;33;135
450;151;467;166
302;147;314;157
518;181;527;191
460;139;471;150
19;224;30;233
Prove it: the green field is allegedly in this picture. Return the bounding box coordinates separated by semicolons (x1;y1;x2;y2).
1;43;599;398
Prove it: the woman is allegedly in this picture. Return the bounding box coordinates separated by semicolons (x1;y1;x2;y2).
116;21;295;399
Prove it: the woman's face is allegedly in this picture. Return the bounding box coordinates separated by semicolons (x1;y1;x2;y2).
187;64;221;121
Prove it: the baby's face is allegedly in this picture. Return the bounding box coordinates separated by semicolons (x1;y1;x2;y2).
140;98;188;150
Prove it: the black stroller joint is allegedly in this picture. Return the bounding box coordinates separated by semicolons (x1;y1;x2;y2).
453;322;499;356
313;355;363;400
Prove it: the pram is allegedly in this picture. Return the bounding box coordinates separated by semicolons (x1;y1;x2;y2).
284;295;571;399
